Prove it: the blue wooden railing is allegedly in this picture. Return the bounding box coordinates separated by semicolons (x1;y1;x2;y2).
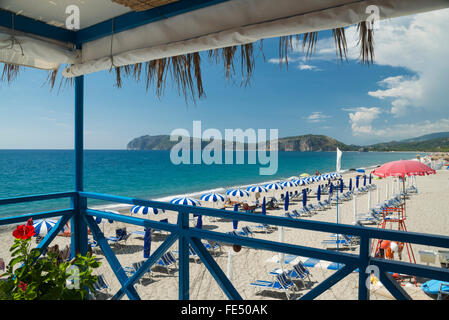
1;190;449;300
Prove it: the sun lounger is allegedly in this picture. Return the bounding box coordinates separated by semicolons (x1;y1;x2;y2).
269;261;312;289
322;234;358;250
90;274;109;299
203;240;223;255
156;251;179;274
250;271;298;300
124;260;153;283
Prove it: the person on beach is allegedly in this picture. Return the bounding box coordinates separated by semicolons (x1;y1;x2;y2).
315;170;320;176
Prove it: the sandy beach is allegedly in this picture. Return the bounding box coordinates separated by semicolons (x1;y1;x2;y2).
1;168;448;300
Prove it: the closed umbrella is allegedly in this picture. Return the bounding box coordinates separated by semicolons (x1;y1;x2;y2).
261;197;266;216
317;185;321;201
232;204;239;230
329;183;334;195
143;227;151;258
302;189;307;207
356;176;360;189
349;178;353;191
369;174;372;184
339;178;344;193
195;214;203;229
363;175;367;186
284;192;289;211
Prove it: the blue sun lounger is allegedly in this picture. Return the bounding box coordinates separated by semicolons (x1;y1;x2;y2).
250;272;298;300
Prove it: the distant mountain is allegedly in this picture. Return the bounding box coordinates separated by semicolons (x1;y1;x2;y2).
360;132;449;152
127;131;449;152
127;134;357;151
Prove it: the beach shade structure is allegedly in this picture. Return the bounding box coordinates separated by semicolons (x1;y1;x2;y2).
262;197;266;216
302;189;307;207
369;174;372;184
95;216;114;225
356;169;365;174
280;181;297;192
295;179;307;186
170;197;201;206
131;205;166;216
349;178;353;191
363;175;367;186
264;183;284;199
246;186;267;194
339;179;344;193
232;204;239;230
356;176;360;189
33;219;58;236
317;185;321;201
143;227;151;258
329;183;334;196
200;192;226;208
287;176;299;181
300;173;310;178
371;160;436;178
226;189;250;202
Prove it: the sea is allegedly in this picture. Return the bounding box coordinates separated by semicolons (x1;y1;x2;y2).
0;150;417;218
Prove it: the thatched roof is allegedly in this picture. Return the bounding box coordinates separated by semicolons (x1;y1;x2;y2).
1;0;447;102
111;0;179;12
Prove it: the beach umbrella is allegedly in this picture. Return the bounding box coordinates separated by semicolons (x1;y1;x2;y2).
200;192;225;208
369;174;372;184
33;219;61;236
287;176;299;181
356;176;360;189
302;189;307;207
226;189;249;202
143;227;151;258
317;185;321;201
363;175;367;186
284;192;289;211
356;169;365;173
264;183;283;199
348;178;353;191
300;173;310;178
232;204;239;230
131;205;166;216
280;181;297;188
295;179;306;186
329;183;334;195
261;197;266;216
339;179;344;193
371;160;436;178
246;186;267;194
170;197;201;206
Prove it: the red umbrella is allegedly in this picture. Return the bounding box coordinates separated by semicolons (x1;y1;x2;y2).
371;160;435;178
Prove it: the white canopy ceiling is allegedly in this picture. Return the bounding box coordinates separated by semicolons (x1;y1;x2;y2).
1;0;448;76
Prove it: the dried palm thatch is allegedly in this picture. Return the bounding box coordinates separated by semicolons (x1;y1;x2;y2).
1;22;376;102
111;0;179;12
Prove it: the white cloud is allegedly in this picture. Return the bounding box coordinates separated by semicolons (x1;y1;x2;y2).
344;107;383;136
304;111;331;123
297;63;321;71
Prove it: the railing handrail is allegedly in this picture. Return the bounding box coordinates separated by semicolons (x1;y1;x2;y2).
81;191;449;249
0;191;77;206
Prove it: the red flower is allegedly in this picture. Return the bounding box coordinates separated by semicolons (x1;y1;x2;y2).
18;281;28;292
12;224;36;240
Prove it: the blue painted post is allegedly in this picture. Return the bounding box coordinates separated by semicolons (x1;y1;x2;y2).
71;56;88;258
358;236;371;300
178;210;190;300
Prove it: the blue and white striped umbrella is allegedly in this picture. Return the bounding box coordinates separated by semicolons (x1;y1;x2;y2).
131;206;166;216
226;189;250;198
305;177;315;183
318;175;327;182
200;193;226;203
170;197;201;206
246;186;267;193
294;179;307;186
280;181;297;188
33;219;61;236
264;183;283;191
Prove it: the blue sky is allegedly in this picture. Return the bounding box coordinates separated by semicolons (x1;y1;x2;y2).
1;8;449;149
